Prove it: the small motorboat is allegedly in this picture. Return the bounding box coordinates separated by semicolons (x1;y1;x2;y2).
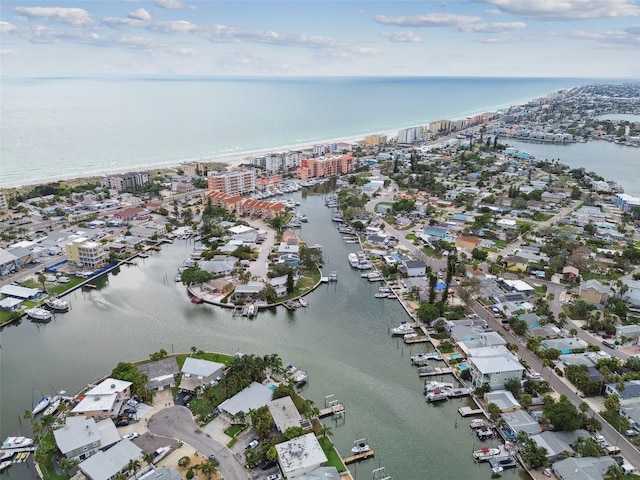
351;439;371;454
1;436;34;449
45;297;70;312
26;308;52;322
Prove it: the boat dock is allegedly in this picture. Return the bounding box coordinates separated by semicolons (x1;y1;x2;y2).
404;336;429;344
318;404;345;418
343;450;375;464
458;406;484;417
418;367;453;377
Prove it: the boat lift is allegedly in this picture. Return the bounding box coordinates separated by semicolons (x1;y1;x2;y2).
372;466;391;480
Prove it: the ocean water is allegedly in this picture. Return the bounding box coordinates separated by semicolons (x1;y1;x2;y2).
1;76;586;186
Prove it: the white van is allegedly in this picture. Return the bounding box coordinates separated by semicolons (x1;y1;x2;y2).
622;464;634;474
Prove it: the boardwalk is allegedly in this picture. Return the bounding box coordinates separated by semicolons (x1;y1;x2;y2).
343;450;375;464
318;404;345;418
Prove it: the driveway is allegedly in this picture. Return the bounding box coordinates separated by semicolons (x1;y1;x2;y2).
148;406;249;480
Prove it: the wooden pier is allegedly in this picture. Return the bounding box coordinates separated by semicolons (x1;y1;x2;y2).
318;404;345;418
404;336;429;344
343;450;375;464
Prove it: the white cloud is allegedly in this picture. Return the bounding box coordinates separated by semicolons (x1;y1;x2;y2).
561;28;640;46
13;6;93;26
128;8;151;21
380;30;421;42
0;48;15;55
0;21;17;33
102;17;147;29
154;0;194;9
476;0;640;21
459;21;526;33
148;20;197;33
373;13;480;28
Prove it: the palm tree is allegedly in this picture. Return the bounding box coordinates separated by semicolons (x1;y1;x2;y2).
37;273;47;292
23;409;33;423
59;457;80;475
606;463;623;479
127;458;141;475
319;423;333;439
143;452;155;468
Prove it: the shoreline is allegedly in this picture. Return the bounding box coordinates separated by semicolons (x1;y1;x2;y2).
0;85;575;190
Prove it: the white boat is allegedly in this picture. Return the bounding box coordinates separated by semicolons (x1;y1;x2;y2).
299;298;308;307
348;253;360;268
404;333;418;340
43;395;61;416
374;292;388;299
0;461;12;472
391;322;415;336
473;447;501;461
351;439;371;454
26;308;52;322
356;261;372;270
491;466;504;474
424;381;454;392
1;436;34;449
367;272;383;282
32;395;51;415
45;298;69;312
426;389;448;402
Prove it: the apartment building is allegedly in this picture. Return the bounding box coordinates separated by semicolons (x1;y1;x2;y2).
296;154;355;182
100;172;150;191
66;237;108;269
207;169;256;195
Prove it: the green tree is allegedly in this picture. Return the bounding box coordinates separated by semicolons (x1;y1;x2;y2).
37;273;47;292
286;271;295;295
181;266;214;285
604;394;621;414
487;402;501;421
543;395;581;431
416;302;441;323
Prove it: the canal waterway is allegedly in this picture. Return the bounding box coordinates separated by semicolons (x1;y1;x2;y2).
503;139;640;197
0;188;523;479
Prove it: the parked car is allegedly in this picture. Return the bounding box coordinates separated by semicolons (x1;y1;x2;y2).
603;340;616;349
266;475;282;480
246;439;259;449
127;399;139;407
625;429;638;437
502;324;510;331
123;432;138;440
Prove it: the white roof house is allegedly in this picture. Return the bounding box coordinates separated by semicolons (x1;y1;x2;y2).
469;352;524;390
218;381;273;417
54;417;102;460
0;284;41;299
79;439;142;480
182;358;225;378
268;396;303;433
228;225;255;235
72;378;132;419
276;433;327;479
503;279;535;294
85;378;132;396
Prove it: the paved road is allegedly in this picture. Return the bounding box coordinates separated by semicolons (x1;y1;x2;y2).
148;406;249;480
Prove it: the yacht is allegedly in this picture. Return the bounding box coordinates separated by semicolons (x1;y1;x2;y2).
391;322;415;336
473;447;501;462
348;253;360;268
424;381;454;392
1;436;34;449
426;389;448;402
43;395;62;416
26;308;52;322
45;298;70;312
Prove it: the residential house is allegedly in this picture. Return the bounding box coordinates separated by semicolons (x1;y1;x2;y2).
276;433;328;479
468;350;524;390
66;237;108;269
218;381;274;417
78;438;143;480
268;396;305;433
605;381;640;405
485;390;520;412
501;409;541;436
71;378;132;420
552;456;615;480
579;279;611;305
622;280;640;307
616;324;640;341
399;260;426;278
541;338;587;355
503;255;529;272
455;236;482;251
562;266;580;282
53;416;119;462
136;357;180;391
531;430;591;462
179;357;226;392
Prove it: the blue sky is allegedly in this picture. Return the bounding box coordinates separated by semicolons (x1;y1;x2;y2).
1;0;639;77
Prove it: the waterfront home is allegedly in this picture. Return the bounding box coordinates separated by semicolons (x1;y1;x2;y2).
501;409;541;436
0;284;42;301
200;257;238;277
78;438;142;480
399;260;426;278
270;275;289;297
66;237;108;269
268;396;305;433
276;433;328;479
180;358;226;392
531;430;592;462
552;456;615;480
136;357;180;391
468;350;524;390
232;282;264;301
53;416;119;461
485;390;520;412
72;378;132;420
578;279;611;305
218;381;273;418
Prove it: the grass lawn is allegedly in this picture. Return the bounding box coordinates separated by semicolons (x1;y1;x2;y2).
562;305;588;321
494;240;508;249
581;271;620;282
405;233;416;240
318;436;346;472
174;352;235;369
224;424;247;437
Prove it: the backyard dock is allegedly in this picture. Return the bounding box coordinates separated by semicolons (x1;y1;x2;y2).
343;450;375;464
418;367;453;377
458;406;484;417
404;336;429;344
318;404;345;418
